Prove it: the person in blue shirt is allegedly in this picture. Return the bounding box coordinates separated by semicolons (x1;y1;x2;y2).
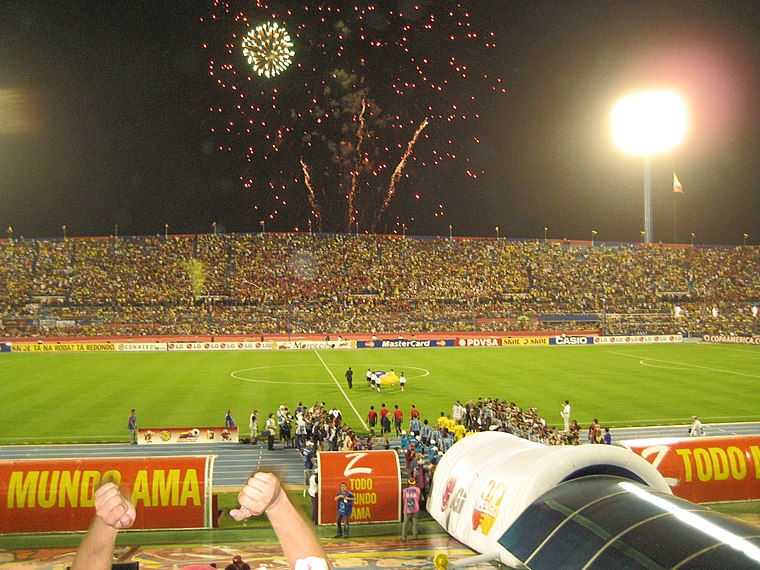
334;482;355;538
225;409;235;427
420;419;433;446
128;409;137;445
409;416;422;437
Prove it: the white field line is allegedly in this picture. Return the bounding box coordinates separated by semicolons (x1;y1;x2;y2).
313;350;368;431
602;416;760;426
608;350;760;379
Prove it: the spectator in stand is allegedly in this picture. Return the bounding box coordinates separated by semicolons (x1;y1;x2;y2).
2;234;757;338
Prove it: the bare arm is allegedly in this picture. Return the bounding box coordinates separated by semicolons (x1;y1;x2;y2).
71;483;136;570
230;472;330;569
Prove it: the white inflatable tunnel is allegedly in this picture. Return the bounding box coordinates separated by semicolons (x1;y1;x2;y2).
428;432;672;568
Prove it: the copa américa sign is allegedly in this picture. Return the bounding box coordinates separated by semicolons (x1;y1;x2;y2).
624;435;760;503
317;450;400;524
0;456;212;533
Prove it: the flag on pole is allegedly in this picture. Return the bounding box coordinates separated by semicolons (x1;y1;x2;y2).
673;172;683;193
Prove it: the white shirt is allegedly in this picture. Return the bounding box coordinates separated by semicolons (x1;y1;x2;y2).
308;474;319;497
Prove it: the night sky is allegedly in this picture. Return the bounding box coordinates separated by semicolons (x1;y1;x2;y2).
1;1;757;244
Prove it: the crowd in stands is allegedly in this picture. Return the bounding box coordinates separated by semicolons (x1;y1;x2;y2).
0;233;757;338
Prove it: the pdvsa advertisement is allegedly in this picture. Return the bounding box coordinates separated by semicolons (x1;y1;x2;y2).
137;426;239;445
0;456;213;533
624;435;760;503
317;450;400;525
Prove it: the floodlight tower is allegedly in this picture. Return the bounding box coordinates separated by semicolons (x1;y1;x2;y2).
611;91;687;244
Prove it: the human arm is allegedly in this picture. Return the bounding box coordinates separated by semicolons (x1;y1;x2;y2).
230;472;330;570
71;482;136;570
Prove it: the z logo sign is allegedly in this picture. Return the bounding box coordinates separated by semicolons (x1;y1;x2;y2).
343;453;373;476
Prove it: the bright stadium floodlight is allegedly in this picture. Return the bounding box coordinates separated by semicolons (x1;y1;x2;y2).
611;90;687;244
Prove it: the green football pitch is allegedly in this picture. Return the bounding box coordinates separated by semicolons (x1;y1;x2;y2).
1;343;758;445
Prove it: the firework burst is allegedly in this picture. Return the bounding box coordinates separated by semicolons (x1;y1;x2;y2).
203;1;505;232
241;21;295;78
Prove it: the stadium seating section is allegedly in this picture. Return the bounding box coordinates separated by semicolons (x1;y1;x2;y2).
0;234;757;338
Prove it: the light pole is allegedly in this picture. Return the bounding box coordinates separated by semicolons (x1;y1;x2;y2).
449;224;452;241
212;221;217;236
612;90;687;244
495;226;500;241
690;232;695;248
402;223;407;238
640;230;645;245
743;233;749;246
591;229;597;247
543;226;548;243
260;220;265;235
63;224;67;240
164;223;168;240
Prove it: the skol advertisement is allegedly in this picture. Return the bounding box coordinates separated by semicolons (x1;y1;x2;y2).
624;435;760;503
137;426;239;445
0;456;213;533
317;450;400;525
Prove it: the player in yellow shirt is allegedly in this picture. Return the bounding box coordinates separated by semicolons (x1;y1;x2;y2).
452;422;466;441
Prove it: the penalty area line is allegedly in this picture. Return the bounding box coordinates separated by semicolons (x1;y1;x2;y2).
313;350;368;431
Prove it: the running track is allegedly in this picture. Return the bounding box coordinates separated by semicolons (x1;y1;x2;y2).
2;423;759;491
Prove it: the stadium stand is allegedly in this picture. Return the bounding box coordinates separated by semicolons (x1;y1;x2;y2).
0;234;757;338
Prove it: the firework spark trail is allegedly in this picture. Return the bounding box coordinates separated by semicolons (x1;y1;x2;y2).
376;117;429;225
347;93;368;227
300;157;322;230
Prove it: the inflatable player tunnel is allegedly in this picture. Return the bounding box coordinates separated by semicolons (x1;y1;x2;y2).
428;432;760;569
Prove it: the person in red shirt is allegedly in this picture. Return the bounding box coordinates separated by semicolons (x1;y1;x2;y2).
366;406;378;437
380;403;390;420
409;405;420;420
393;405;404;436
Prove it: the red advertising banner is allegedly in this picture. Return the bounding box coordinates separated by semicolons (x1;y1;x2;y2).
0;456;212;533
626;435;760;503
317;450;400;525
137;426;238;445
